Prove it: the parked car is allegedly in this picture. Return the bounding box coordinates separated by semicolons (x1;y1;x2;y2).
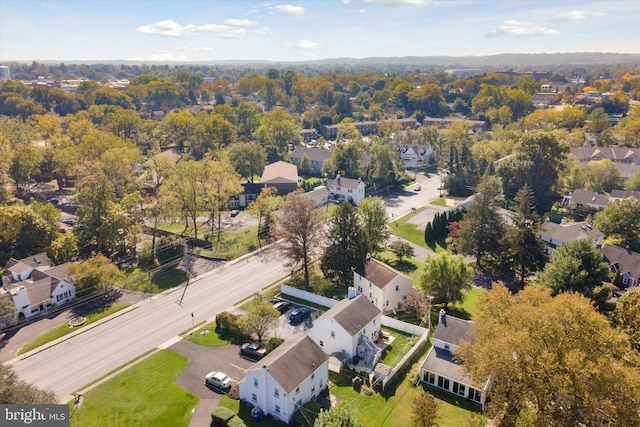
48;198;59;205
230;209;240;217
273;300;291;314
240;342;267;361
205;371;232;390
289;306;311;324
413;185;421;191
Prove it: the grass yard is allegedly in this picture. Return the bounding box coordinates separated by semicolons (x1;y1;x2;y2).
328;371;484;427
390;209;428;248
375;250;422;283
380;327;419;367
426;236;449;254
120;266;186;293
184;321;237;346
430;197;449;207
18;303;131;355
197;226;260;260
69;350;198;427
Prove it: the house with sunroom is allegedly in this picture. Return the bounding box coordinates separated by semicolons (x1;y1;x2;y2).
238;335;329;424
420;310;490;406
352;255;415;313
307;294;383;370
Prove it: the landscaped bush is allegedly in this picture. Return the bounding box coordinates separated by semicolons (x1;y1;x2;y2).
215;311;242;336
226;415;246;427
211;406;235;426
264;337;284;353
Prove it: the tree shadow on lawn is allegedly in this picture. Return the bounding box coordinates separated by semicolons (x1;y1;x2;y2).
69;290;122;318
385;259;418;275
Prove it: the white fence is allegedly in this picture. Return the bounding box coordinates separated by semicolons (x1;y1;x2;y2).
381;328;430;391
280;284;338;308
381;316;428;335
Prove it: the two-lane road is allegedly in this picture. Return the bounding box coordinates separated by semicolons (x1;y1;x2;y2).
9;248;288;401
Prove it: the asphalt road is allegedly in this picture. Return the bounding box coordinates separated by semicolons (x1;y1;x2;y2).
8;247;288;402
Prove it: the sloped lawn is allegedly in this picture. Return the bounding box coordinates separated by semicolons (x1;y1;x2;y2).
69;350;198;427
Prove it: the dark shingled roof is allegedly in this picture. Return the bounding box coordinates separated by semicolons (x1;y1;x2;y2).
421;346;475;385
354;258;400;289
567;190;609;207
433;312;473;347
249;335;329;394
315;294;381;336
5;253;52;275
601;244;640;281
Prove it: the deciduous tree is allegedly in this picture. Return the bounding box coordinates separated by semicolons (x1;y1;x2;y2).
593;198;640;251
247;186;281;246
388;240;414;263
0;364;57;404
616;287;640;351
237;299;280;343
412;391;440;427
228;141;266;183
314;406;363;427
419;252;472;309
358;196;390;254
68;253;124;297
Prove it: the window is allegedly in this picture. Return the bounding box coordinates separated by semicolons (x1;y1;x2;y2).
386;300;389;306
296;387;300;394
254;378;258;387
395;284;399;292
274;388;279;398
252;393;257;402
453;382;465;396
426;372;436;385
319;340;324;347
330;331;335;339
312;385;315;394
311;373;315;380
623;276;629;285
357;286;362;293
444;344;450;350
275;405;281;414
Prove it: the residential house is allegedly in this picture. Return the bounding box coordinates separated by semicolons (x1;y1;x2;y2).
303;185;331;208
420;310;489;406
570;147;640;181
610;189;640;203
320;121;378;139
601;244;640;288
299;129;319;142
326;172;365;204
239;336;329;424
307;294;382;369
396;145;432;169
352;255;415;313
562;190;609;211
538;219;605;250
1;254;75;322
260;161;299;195
290;147;331;174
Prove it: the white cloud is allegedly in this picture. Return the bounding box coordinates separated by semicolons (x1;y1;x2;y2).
363;0;431;5
553;10;606;22
487;19;559;38
128;52;188;61
295;39;319;49
224;19;258;26
190;47;216;52
136;20;250;38
252;27;272;35
275;4;305;15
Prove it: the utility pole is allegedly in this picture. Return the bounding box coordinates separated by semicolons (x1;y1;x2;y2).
177;238;191;306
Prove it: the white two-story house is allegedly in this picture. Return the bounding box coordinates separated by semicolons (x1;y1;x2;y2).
420;310;490;406
352;255;415;313
307;294;382;370
239;335;329;424
326;173;366;204
1;254;76;323
397;145;432;169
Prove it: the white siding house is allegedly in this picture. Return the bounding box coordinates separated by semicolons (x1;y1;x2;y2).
352;256;414;312
397;145;432;169
239;336;329;424
420;310;490;406
326;173;365;204
2;254;76;323
307;294;382;369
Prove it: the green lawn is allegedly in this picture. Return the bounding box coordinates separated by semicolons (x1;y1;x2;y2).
380;327;418;367
446;287;483;320
430;197;449;207
69;350;198;427
197;226;261;260
375;250;422;283
18;303;131;355
183;321;236;346
120;267;186;293
391;210;428;249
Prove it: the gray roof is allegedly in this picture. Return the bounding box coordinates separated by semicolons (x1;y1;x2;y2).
354;257;403;289
421;346;475;386
5;253;52;274
433;312;473;347
601;244;640;280
315;294;381;336
539;221;604;245
290;146;331;163
610;189;640;201
567;190;609;207
249;335;329;393
327;176;363;190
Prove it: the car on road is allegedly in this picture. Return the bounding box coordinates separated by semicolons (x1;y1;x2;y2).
61;219;74;226
230;209;240;217
289;306;311;324
205;371;232;391
240;342;267;361
273;300;291;314
413;185;421;191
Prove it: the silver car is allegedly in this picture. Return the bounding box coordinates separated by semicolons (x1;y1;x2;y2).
205;371;232;390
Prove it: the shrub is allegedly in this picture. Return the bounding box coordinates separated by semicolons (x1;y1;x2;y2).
227;415;247;427
264;337;285;353
211;407;235;426
216;311;242;336
360;384;376;396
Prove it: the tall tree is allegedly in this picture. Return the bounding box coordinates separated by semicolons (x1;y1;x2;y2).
161;109;195;151
164;160;204;238
357;196;390;254
276;190;325;289
10;145;42;193
412;391;441;427
192;114;235;159
593;198;640;251
247;186;281;246
503;185;547;285
616;287;640;351
419;252;472;309
536;238;611;308
237;299;280;343
321;202;368;287
254;108;299;162
202;156;243;241
456;175;505;271
68;253;124;297
458;283;640;427
227;141;267;183
584;158;623;193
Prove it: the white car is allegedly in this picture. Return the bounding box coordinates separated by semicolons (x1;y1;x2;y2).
205;371;232;390
413;185;421;191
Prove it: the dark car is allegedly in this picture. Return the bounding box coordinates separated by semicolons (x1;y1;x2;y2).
230;209;240;217
240;342;267;361
273;301;291;314
289;307;311;324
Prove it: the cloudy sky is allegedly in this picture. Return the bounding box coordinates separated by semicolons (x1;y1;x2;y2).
1;0;638;62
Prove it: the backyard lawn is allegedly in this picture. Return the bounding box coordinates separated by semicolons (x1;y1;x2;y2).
380;327;419;367
69;350;198;427
18;303;131;355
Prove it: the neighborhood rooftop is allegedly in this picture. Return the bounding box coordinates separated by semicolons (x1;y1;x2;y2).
315;294;381;336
